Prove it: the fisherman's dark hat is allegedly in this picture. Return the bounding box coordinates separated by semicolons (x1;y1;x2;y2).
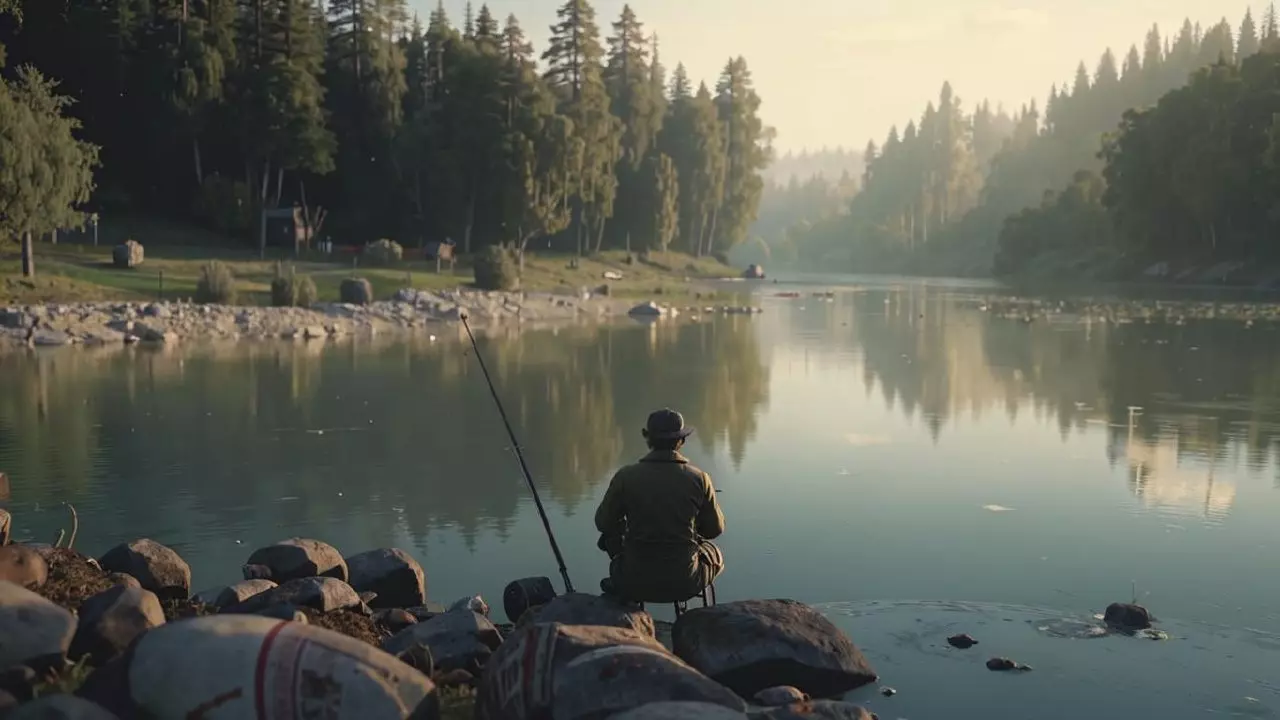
644;408;694;440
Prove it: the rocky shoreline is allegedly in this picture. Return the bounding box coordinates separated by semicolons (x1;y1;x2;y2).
0;289;765;351
0;524;887;720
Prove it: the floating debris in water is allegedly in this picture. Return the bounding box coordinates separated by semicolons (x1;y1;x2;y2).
880;687;897;697
986;657;1031;672
982;505;1014;513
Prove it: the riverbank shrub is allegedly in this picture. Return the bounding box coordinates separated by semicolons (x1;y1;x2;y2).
340;277;373;305
270;265;318;308
474;245;519;291
364;239;403;266
195;261;236;304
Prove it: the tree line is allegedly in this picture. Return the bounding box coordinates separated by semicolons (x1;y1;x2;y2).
998;41;1280;277
0;0;772;263
775;6;1265;277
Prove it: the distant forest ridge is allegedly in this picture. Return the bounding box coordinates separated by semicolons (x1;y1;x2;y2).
746;4;1266;278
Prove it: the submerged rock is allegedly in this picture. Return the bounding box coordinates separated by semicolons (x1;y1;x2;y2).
246;538;348;583
755;701;876;719
477;623;745;720
615;702;749;720
97;539;191;601
0;545;49;589
672;599;878;699
71;585;166;665
946;633;979;649
346;548;426;609
0;580;76;672
1104;602;1152;630
78;615;437;719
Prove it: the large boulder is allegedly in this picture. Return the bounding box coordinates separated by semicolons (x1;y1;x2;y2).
502;577;557;623
0;545;49;588
1104;602;1152;630
477;623;745;720
519;592;654;637
97;539;191;601
78;614;439;720
754;701;876;719
382;610;502;675
0;580;76;672
222;576;361;615
672;599;878;699
613;703;748;720
192;579;278;610
5;694;121;719
71;585;166;665
346;548;426;609
246;538;348;583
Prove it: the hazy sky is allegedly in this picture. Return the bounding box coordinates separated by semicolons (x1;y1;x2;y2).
409;0;1253;152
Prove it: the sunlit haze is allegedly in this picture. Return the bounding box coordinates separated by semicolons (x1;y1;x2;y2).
414;0;1251;152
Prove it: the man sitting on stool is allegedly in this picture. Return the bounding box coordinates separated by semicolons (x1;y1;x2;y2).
595;408;725;604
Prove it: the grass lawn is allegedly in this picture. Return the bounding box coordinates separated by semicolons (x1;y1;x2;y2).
0;217;739;306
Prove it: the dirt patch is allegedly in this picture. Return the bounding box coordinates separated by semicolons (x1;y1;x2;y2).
301;608;388;646
36;549;113;612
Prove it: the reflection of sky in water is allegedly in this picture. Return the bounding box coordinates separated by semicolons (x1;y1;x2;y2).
3;280;1280;632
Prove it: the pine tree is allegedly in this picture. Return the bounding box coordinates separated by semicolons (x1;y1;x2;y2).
711;56;770;253
1239;8;1260;58
542;0;622;254
669;62;692;100
501;13;534;67
1122;45;1142;82
474;5;498;44
463;2;475;39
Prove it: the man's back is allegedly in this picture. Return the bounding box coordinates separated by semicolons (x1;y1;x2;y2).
595;448;725;602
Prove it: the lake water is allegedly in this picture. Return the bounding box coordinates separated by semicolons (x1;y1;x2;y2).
4;277;1280;645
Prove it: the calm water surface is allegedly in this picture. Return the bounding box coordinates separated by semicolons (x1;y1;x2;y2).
4;278;1280;636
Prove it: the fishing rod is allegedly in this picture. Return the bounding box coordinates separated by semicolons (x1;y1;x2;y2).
459;311;575;594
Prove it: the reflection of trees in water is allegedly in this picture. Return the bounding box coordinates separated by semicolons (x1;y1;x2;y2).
0;317;769;548
829;288;1280;512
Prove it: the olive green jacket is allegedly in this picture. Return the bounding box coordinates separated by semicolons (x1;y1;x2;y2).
594;450;725;601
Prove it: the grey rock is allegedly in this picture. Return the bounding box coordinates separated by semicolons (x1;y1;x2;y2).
448;595;490;617
106;573;141;589
0;545;48;589
192;579;277;610
0;310;27;329
0;580;76;672
98;539;191;601
614;702;749;720
382;610;502;674
252;603;309;623
753;686;809;707
241;563;273;581
224;576;361;614
754;701;876;720
405;602;448;621
71;585;166;665
628;301;665;317
346;548;426;609
32;330;73;347
246;537;347;583
0;665;37;702
672;599;878;699
374;608;418;633
141;304;169;319
4;694;121;720
477;623;745;720
520;592;654;637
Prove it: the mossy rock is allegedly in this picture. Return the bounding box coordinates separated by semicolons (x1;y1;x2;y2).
340;277;374;305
